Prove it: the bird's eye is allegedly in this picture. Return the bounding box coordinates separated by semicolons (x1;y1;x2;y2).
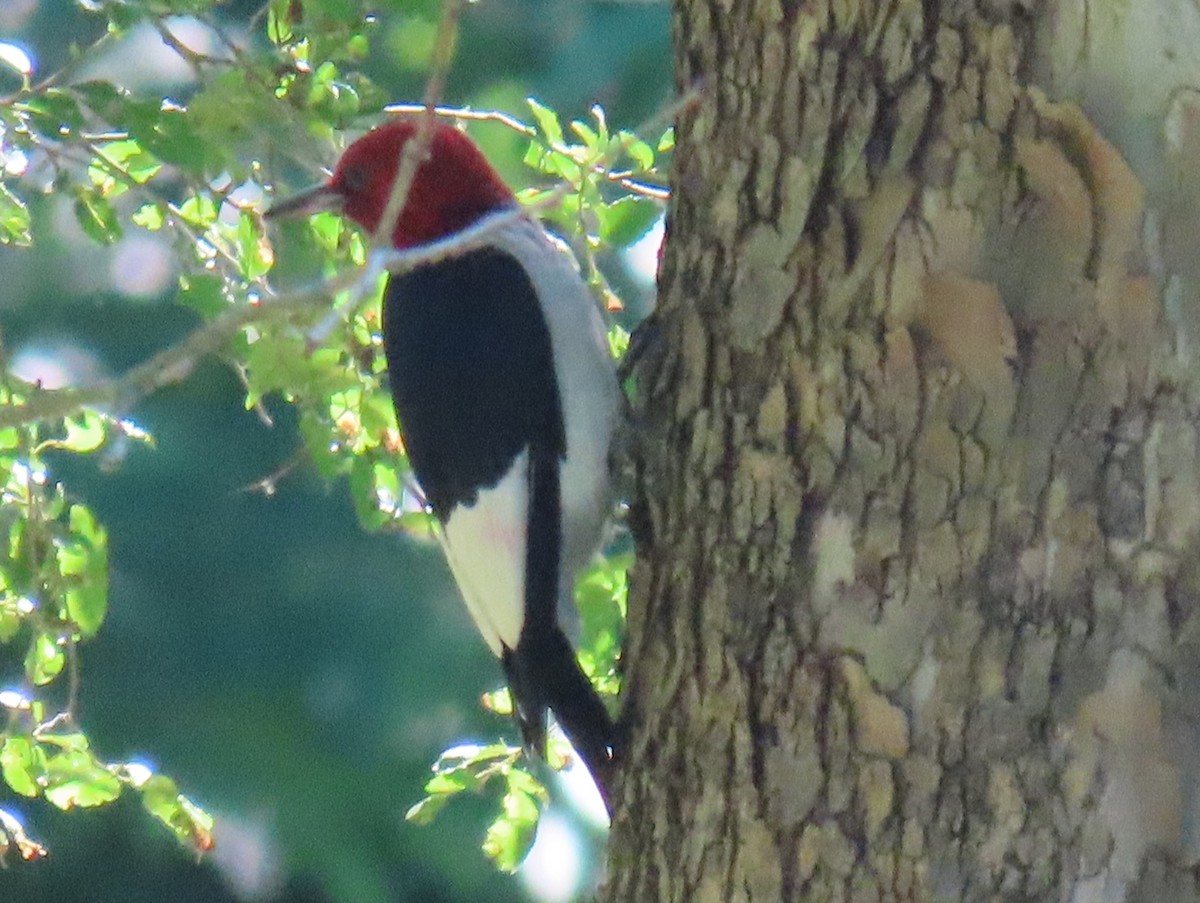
340;166;368;193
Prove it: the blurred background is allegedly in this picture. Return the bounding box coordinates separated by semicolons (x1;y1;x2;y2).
0;1;669;901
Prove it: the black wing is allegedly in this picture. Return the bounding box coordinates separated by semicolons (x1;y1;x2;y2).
382;246;565;518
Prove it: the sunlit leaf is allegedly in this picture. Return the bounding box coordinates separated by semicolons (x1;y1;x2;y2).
404;793;450;825
43;749;121;809
570;119;599;150
0;184;31;247
621;131;655;171
481;686;513;716
425;769;480;796
266;0;294;43
129;202;163;231
59;505;108;638
95;138;162;186
177;193;218;228
61;414;106;454
0;737;46;798
24;633;64;686
482;781;541;872
140;774;215;853
526;97;564;147
237;211;274;279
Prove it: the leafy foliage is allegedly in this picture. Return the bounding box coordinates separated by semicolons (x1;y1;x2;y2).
0;389;211;858
0;0;669;881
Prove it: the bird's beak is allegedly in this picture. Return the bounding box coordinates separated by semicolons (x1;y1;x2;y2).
264;183;344;220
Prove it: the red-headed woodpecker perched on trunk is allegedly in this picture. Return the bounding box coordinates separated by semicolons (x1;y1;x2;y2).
267;119;618;800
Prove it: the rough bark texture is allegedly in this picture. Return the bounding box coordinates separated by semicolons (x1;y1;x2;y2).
606;1;1200;901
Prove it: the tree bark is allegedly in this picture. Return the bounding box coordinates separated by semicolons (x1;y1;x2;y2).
606;1;1200;900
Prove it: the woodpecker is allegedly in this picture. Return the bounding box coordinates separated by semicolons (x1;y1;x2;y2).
267;119;618;798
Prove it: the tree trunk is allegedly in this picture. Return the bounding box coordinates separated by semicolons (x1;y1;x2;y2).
606;1;1200;900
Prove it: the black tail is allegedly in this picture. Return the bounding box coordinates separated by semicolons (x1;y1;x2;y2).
502;627;615;803
500;446;615;808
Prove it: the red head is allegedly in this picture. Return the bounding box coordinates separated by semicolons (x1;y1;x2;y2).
268;119;515;248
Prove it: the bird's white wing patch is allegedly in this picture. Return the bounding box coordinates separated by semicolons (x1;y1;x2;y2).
437;450;528;657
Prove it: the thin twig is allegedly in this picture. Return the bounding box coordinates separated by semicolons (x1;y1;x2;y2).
609;175;670;200
0;207;523;430
151;19;209;75
0;31;115;107
302;0;462;346
369;0;464;249
383;103;537;136
385;101;673;199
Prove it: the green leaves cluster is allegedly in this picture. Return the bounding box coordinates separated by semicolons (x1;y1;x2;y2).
522;98;670;313
0;390;212;860
0;0;669;876
406;742;544;873
403;550;629;871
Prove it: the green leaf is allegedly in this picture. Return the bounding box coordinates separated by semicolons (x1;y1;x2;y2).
104;2;145;33
126;107;210;175
481;686;513;716
482;783;541;872
19;88;84;136
127;768;212;851
526;97;564;146
178;273;226;317
524;143;581;182
621;131;655;171
657;126;675;152
0;591;25;642
590;105;610;146
190;69;292;160
177;193;218;228
425;768;479;796
404;793;450;825
597;196;660;248
74;80;129;123
349;455;386;530
570;119;599;150
69;503;105;546
25;633;64;686
396;509;436;537
0;184;31;247
132;203;165;231
0;737;46;798
267;0;294;43
95;138;162;186
65;584;107;630
237;211;274;280
308;211;347;251
387;15;438;73
43;749;121;809
61;414;106;453
59;504;108;638
36;732;89;752
73;187;122;245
